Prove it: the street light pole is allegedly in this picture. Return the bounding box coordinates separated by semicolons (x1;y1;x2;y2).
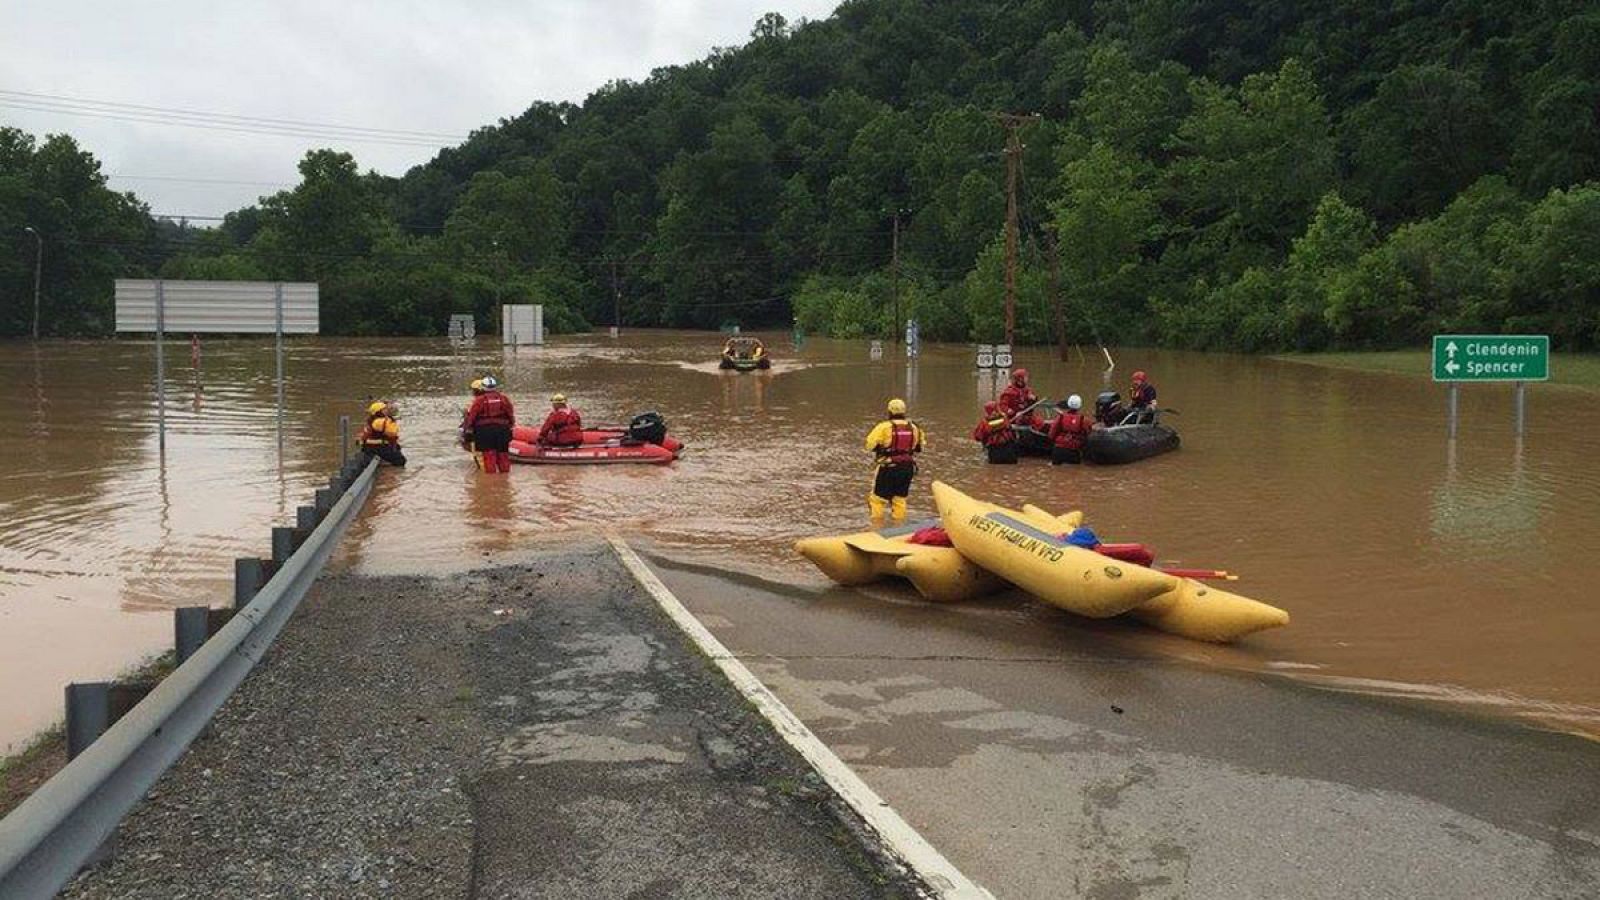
23;226;42;340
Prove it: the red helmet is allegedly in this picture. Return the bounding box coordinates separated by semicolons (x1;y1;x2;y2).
983;401;999;415
1012;367;1028;384
1132;370;1147;383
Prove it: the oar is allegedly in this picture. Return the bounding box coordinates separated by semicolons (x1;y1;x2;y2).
1158;567;1237;581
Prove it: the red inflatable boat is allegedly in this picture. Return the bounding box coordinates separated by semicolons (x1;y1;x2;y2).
506;412;683;465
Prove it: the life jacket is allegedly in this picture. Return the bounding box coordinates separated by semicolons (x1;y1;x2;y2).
907;526;953;547
360;416;398;446
975;415;1014;447
470;391;514;427
876;419;919;466
540;407;584;445
1049;412;1090;450
1130;383;1157;408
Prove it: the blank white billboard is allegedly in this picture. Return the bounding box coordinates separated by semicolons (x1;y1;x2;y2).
502;304;543;345
114;280;319;334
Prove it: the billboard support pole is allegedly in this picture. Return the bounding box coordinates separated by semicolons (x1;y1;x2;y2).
156;279;166;453
275;283;284;454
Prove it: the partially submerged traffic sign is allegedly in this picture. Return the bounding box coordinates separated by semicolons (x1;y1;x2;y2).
1432;335;1549;382
1432;334;1549;438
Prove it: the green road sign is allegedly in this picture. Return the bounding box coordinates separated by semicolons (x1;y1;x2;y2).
1432;335;1549;382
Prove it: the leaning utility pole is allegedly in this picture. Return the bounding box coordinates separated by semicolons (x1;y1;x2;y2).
995;113;1040;348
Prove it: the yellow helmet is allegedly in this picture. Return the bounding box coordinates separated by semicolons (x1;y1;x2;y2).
887;398;907;415
551;393;567;404
470;378;484;393
367;401;387;416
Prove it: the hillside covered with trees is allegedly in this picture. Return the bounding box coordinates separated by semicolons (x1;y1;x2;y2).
6;0;1600;349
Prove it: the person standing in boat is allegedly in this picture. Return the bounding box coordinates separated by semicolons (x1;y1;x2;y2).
865;398;925;524
1046;394;1094;465
358;400;406;467
1129;371;1158;422
537;393;585;448
972;401;1019;464
998;368;1041;427
463;375;515;474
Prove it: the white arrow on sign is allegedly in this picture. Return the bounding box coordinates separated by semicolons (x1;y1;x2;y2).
1445;341;1458;357
1445;360;1460;374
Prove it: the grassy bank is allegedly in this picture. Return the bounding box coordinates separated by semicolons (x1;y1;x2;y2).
1273;351;1600;392
0;651;177;818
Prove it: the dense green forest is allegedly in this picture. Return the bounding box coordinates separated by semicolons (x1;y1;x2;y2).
5;0;1600;349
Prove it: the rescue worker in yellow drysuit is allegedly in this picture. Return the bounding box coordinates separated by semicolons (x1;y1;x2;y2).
359;401;405;466
460;379;486;470
864;398;925;524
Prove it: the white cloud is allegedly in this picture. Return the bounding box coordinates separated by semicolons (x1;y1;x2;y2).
0;1;840;216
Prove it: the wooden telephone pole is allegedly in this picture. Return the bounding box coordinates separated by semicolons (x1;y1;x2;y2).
995;113;1040;349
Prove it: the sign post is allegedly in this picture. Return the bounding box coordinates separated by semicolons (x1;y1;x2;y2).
1432;335;1549;437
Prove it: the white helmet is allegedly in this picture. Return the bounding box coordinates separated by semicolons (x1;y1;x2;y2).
481;375;499;390
1067;394;1083;410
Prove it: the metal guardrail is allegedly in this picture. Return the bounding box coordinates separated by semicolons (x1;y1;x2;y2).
0;457;380;898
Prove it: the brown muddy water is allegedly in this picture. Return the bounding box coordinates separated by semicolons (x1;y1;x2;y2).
1;332;1596;750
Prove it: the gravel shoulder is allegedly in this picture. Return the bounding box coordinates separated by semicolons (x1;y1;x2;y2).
63;540;924;899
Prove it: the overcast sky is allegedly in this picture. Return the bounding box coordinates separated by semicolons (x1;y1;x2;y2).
1;1;842;218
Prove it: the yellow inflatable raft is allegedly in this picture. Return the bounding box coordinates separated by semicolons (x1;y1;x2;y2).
932;481;1179;618
796;508;1083;604
1129;577;1290;642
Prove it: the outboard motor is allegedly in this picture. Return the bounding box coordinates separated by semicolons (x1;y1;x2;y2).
627;411;668;445
1095;391;1124;427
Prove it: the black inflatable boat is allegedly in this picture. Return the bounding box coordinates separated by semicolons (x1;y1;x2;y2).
1083;422;1180;464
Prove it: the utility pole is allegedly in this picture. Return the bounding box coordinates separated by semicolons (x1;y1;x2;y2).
1047;227;1067;361
611;259;622;331
995;113;1040;349
23;226;41;340
890;211;901;345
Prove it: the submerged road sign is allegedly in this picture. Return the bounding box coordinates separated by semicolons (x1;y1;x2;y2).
1432;335;1549;382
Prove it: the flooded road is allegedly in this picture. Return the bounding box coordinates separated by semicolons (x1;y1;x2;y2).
2;332;1597;749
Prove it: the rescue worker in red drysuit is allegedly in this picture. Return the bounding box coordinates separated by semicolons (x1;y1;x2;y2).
537;393;584;447
998;368;1041;428
358;401;406;466
971;401;1019;465
1129;371;1158;422
463;375;516;473
1046;394;1094;465
864;398;925;524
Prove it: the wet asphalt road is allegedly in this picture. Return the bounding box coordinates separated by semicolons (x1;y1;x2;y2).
64;542;921;899
645;553;1600;900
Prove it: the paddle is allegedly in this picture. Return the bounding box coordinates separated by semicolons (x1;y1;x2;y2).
1158;567;1238;582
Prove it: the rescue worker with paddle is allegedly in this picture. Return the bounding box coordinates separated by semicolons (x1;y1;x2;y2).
865;398;925;524
537;393;584;448
359;400;406;467
1047;394;1094;465
971;401;1019;464
463;375;515;473
998;368;1042;428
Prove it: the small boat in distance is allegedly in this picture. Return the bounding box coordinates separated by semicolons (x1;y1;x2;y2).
719;336;771;371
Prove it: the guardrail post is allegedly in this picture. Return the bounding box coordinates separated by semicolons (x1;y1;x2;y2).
314;488;334;514
297;505;318;531
65;683;110;760
235;557;269;608
337;413;350;468
271;526;296;563
175;607;209;664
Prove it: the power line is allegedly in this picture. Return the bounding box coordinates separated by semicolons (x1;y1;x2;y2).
0;88;467;140
0;99;457;148
109;174;295;188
